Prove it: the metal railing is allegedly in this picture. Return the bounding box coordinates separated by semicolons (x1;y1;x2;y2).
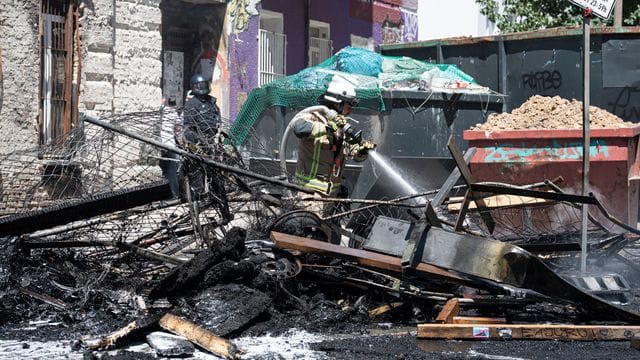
258;29;287;86
309;37;332;66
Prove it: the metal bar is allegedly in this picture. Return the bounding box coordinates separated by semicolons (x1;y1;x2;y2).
83;115;316;194
498;38;508;112
19;287;67;310
581;14;592;275
63;5;73;138
469;183;598;204
614;0;624;27
73;8;81;130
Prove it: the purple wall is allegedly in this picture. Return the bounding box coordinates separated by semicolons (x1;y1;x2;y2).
228;15;260;121
310;0;376;52
260;0;306;74
229;0;416;121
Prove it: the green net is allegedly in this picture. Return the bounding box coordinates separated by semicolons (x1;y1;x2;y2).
230;46;480;146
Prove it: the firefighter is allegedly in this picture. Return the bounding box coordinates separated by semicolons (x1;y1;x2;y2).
291;78;376;217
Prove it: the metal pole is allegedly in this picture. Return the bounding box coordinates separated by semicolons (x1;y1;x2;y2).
581;13;591;275
614;0;623;28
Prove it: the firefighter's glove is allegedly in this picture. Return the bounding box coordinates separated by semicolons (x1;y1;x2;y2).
324;109;339;123
355;140;377;156
328;115;348;133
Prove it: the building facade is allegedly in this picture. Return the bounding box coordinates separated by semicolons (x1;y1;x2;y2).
0;0;419;153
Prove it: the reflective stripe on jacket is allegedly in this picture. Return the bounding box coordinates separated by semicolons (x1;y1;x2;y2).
293;110;345;195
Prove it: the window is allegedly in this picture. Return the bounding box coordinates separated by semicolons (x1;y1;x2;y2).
258;10;286;86
39;0;80;146
309;20;332;67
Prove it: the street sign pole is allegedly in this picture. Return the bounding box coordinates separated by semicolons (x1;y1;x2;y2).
580;10;591;276
568;0;616;275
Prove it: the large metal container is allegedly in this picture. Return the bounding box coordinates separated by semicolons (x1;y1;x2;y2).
246;90;505;199
463;127;640;225
381;27;640;123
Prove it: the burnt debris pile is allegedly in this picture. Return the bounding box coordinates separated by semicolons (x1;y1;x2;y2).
3;111;640;357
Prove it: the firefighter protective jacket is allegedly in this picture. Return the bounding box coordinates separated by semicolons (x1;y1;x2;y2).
292;109;367;196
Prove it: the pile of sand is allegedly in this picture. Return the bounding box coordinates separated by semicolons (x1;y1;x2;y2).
470;95;634;130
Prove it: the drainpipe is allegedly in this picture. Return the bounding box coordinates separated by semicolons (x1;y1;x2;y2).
304;0;310;67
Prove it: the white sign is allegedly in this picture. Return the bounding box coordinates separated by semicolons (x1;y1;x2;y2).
568;0;617;20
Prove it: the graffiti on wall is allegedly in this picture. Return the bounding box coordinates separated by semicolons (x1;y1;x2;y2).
401;9;417;43
349;0;417;45
401;11;418;42
522;70;563;91
608;86;640;122
228;0;260;33
482;140;610;163
382;17;403;44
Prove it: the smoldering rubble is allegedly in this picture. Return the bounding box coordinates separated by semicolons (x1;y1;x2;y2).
2;111;640;359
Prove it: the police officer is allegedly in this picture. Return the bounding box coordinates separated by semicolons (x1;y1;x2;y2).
181;74;231;223
182;74;221;150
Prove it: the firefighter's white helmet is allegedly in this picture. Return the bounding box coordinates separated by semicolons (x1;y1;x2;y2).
324;78;359;106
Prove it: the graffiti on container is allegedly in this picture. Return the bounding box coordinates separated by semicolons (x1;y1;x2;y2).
484;140;609;163
522;70;562;91
608;86;640;122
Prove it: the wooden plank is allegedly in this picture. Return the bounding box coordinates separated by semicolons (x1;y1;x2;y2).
452;316;506;324
368;302;403;318
417;324;640;340
447;194;551;212
270;231;465;284
431;147;476;208
454;190;472;232
159;313;240;359
86;314;163;350
447;136;495;233
435;298;460;324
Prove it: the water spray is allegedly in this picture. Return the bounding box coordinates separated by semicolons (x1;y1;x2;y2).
367;151;424;205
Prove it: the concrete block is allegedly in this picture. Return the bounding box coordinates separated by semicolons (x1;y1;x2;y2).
83;52;114;75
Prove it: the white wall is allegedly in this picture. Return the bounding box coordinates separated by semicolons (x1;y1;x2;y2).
418;0;497;41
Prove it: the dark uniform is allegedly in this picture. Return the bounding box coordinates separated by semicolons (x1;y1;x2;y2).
182;94;221;148
181;80;231;222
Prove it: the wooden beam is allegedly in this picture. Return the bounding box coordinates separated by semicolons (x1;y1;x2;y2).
447;194;552;212
435;298;460;324
368;302;403;318
85;314;163;350
417;324;640;340
159;313;240;359
452;316;506;324
270;231;466;284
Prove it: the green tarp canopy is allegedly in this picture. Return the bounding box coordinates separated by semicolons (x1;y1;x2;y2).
230;46;483;146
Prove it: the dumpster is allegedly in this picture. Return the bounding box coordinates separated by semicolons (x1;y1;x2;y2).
463;126;640;227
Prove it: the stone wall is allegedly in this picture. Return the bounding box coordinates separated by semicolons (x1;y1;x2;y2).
112;0;162;113
0;0;163;152
0;1;40;153
80;0;162;116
